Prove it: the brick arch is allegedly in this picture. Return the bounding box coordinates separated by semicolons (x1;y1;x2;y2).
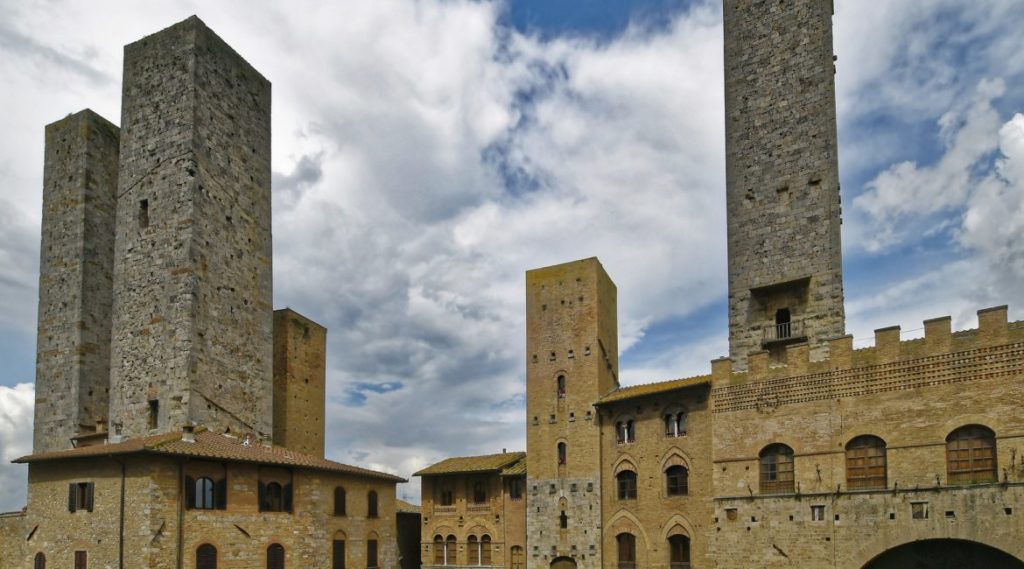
607;510;650;567
939;415;1002;439
612;454;638;475
659;447;692;471
852;535;1024;569
659;514;696;541
838;424;897;448
334;529;347;540
432;525;457;538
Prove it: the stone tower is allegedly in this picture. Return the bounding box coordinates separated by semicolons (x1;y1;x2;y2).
108;17;273;439
273;309;327;458
525;258;618;569
33;110;120;453
723;0;845;369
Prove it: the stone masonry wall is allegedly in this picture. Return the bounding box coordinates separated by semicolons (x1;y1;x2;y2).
526;258;618;569
109;16;273;439
34;110;119;453
724;0;845;369
273;309;327;457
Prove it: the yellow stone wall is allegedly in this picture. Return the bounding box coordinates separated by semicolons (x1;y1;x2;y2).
273;308;328;457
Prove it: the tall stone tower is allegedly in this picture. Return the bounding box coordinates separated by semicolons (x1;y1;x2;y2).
108;17;273;439
33;110;120;453
273;309;327;458
525;258;618;569
724;0;845;369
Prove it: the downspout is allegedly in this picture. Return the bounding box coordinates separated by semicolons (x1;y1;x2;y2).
177;460;184;569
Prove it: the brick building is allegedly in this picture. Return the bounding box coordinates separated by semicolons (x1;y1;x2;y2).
431;1;1024;568
0;16;406;569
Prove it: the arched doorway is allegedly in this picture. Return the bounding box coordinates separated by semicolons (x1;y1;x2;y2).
863;539;1024;569
550;556;577;569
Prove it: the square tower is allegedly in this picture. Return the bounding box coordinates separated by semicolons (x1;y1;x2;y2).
724;0;845;369
33;110;120;452
525;258;618;569
108;17;273;439
272;309;327;458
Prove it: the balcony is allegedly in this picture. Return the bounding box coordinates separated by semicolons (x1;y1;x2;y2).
761;319;806;347
433;505;457;515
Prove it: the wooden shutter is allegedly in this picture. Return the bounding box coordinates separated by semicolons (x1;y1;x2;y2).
267;544;285;569
332;540;346;569
68;483;78;512
283;483;293;513
84;483;94;512
216;478;228;510
34;552;45;569
197;544;217;569
74;551;87;569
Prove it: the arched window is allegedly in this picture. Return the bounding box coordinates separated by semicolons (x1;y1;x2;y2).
334;486;346;516
666;465;688;496
664;412;686;437
557;375;566;399
616;470;637;500
481;535;491;565
445;535;457;566
473;481;487;504
616;420;636;444
759;444;795;494
557;442;567;465
433;535;444;565
668;535;690;569
333;532;346;569
263;482;283;512
468;535;480;565
34;552;45;569
367;538;378;569
846;435;887;490
510;546;524;569
195;477;215;509
197;544;217;569
367;490;379;517
267;544;285;569
947;425;997;484
616;533;636;569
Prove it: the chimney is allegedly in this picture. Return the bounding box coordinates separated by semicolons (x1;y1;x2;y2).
182;424;196;443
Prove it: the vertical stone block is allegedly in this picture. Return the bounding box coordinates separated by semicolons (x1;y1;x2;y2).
273;309;327;458
109;16;272;439
923;316;952;355
874;326;901;364
724;0;846;370
747;351;769;380
786;343;810;376
34;109;119;453
525;258;615;569
711;357;733;385
827;335;853;370
977;306;1009;347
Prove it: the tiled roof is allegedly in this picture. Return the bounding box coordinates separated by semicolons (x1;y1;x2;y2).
14;429;405;482
396;499;422;513
413;451;526;476
595;375;710;405
500;456;527;476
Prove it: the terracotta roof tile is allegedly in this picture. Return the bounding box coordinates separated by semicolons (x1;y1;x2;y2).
500;456;527;476
414;451;526;476
14;429;405;482
595;375;710;405
396;499;422;513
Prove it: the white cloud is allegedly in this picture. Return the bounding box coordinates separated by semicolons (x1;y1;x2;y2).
0;384;33;512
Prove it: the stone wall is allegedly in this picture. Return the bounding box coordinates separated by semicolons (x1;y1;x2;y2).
34;110;119;453
525;258;618;569
273;309;327;457
11;455;399;568
109;16;273;439
724;0;845;369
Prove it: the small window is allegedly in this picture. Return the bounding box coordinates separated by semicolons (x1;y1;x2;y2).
557;442;567;466
617;533;636;569
433;536;445;565
811;505;825;521
668;535;690;567
440;483;454;506
846;435;887;490
367;540;378;569
196;544;217;569
560;510;568;529
185;476;226;510
138;199;149;229
946;425;997;484
148;399;159;429
74;551;87;569
616;420;636;444
334;486;346;516
664;412;686;437
259;481;292;513
368;490;379;517
557;375;567;398
912;502;929;520
509;478;523;501
481;535;491;565
666;465;688;496
267;544;285;569
616;471;637;500
68;482;94;512
34;552;45;569
195;477;215;509
759;444;795;494
473;481;487;504
333;539;346;569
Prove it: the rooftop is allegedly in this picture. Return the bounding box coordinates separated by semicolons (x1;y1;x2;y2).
595;375;710;405
414;451;526;476
14;428;406;482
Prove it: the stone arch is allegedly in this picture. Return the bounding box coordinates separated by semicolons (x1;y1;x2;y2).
550;556;577;569
853;536;1024;569
333;529;347;540
659;514;696;542
608;511;650;569
659;447;692;471
612;454;638;475
939;414;1004;439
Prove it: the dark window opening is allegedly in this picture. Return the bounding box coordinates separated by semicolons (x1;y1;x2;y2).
668;535;691;569
368;490;379;517
34;552;45;569
557;442;567;466
267;544;285;569
139;199;149;229
74;551;87;569
666;465;689;496
617;533;636;569
664;412;687;437
367;540;378;569
147;399;159;429
473;481;487;504
774;308;792;339
259;481;292;513
440;484;454;506
334;486;346;516
333;540;346;569
557;375;566;399
68;482;94;512
616;471;637;500
616;420;636;444
196;545;217;569
560;511;568;529
509;478;523;501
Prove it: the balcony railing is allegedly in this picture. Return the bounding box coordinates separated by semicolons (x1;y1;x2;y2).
762;319;805;344
433;505;457;515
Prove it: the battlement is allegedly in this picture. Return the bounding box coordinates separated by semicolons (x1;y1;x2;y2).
711;305;1023;412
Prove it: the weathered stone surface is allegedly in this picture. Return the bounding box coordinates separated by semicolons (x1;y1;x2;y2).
273;308;327;457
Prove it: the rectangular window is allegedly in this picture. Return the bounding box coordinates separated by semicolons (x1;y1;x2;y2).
68;482;94;512
138;199;149;229
148;400;159;429
333;540;345;569
509;478;523;501
367;539;378;569
74;551;87;569
912;502;929;520
811;505;825;521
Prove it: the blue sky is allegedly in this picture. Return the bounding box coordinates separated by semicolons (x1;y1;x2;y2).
0;0;1023;508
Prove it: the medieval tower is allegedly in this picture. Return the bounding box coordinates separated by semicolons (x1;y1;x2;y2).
723;0;845;369
107;17;273;440
525;258;619;569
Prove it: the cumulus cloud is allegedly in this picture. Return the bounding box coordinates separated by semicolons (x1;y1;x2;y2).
0;384;33;512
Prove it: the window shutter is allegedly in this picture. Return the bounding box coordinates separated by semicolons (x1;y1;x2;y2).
283;483;294;513
68;483;78;512
184;476;195;509
267;544;285;569
258;481;266;512
85;483;94;512
215;478;227;510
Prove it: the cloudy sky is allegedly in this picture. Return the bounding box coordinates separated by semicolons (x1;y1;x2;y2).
1;0;1023;509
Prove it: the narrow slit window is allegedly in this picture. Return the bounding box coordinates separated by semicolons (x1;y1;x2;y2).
148;399;159;430
139;199;149;229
